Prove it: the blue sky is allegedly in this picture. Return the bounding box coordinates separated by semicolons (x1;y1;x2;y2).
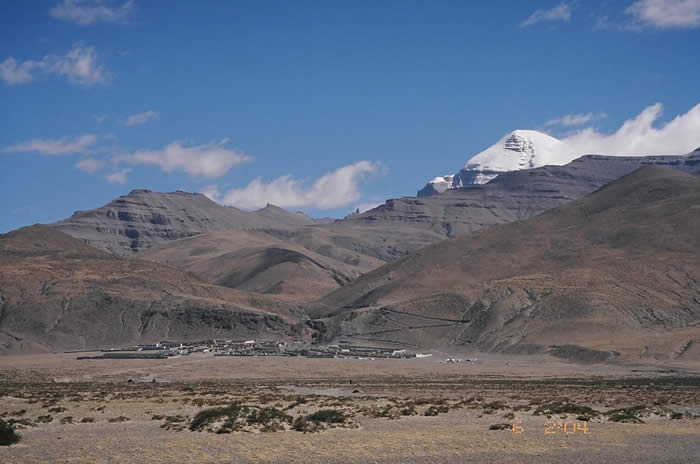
1;0;700;232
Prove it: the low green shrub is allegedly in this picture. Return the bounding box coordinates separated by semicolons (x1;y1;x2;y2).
246;407;292;426
0;419;21;446
308;409;347;424
489;423;511;431
534;402;599;420
483;401;508;410
189;404;244;432
605;406;646;424
108;416;130;423
292;416;322;433
7;418;34;429
424;405;449;416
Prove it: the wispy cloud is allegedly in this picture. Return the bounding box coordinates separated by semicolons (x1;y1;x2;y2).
117;139;252;177
95;114;109;123
2;134;99;155
0;58;34;84
105;168;131;184
354;201;383;214
626;0;700;29
562;102;700;155
200;185;222;202
203;161;385;210
545;112;607;127
75;158;105;173
521;2;573;26
0;44;108;86
125;110;159;126
49;0;135;25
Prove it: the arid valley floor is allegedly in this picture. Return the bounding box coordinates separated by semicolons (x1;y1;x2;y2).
1;353;699;463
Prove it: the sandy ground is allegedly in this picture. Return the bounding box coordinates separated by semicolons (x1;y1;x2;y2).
1;353;699;464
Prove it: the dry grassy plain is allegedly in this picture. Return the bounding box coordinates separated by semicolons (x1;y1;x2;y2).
1;353;699;463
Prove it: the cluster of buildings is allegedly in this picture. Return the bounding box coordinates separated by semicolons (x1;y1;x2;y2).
76;340;430;360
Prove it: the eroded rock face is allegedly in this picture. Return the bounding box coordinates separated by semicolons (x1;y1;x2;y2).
361;152;700;240
50;190;313;256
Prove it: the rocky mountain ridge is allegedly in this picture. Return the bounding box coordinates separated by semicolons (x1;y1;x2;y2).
310;166;700;361
51;189;319;256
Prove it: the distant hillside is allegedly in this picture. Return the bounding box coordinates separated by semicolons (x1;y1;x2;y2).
50;189;316;256
140;229;384;301
353;151;700;240
311;166;700;362
131;151;700;301
0;226;308;354
43;150;700;303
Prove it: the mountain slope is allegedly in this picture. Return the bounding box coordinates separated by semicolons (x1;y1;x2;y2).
140;229;384;300
418;133;699;197
251;204;316;227
50;189;315;256
351;151;700;240
311;166;700;360
140;151;700;301
0;226;308;354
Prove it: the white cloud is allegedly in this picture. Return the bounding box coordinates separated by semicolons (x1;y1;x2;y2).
205;161;385;210
354;201;383;214
562;102;700;155
0;44;108;86
2;134;99;155
75;158;105;173
49;0;135;25
626;0;700;29
95;114;109;123
200;184;222;202
105;168;131;184
125;110;159;126
546;112;607;127
521;2;573;26
118;139;252;177
0;57;35;84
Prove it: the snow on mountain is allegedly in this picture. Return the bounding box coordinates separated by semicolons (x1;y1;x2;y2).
418;130;575;196
428;175;454;193
417;175;455;197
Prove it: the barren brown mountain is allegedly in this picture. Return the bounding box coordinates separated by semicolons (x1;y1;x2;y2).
135;151;700;300
5;158;700;357
0;226;308;354
311;166;700;362
51;190;317;256
140;229;384;300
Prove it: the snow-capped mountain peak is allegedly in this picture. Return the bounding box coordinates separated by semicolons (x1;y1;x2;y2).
464;130;567;174
418;130;573;196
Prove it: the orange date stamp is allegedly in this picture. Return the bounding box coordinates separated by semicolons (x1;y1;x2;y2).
512;420;589;435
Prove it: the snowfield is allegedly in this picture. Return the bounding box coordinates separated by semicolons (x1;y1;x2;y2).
420;130;576;195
